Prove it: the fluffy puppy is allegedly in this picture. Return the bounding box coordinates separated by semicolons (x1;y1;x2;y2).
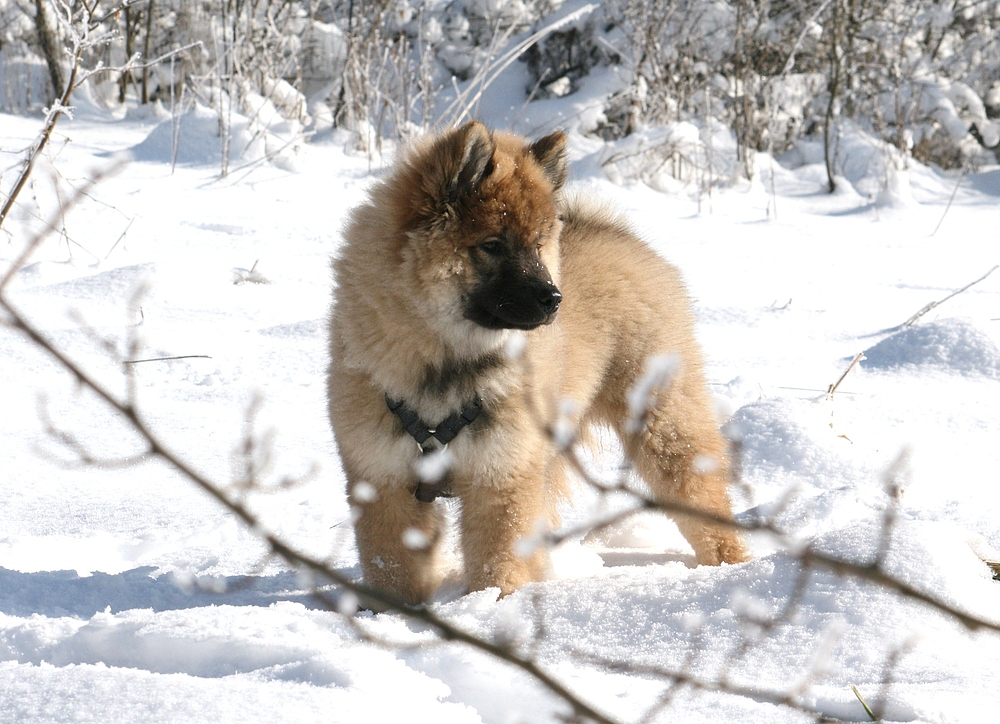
327;122;748;604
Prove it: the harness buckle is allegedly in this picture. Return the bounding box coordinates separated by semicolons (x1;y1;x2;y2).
386;394;480;503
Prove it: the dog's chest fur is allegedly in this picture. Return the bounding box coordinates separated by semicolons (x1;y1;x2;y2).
400;347;517;436
418;351;504;398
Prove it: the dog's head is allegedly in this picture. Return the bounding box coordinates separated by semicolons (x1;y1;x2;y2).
388;122;567;341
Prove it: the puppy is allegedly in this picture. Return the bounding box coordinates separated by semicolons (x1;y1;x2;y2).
327;122;748;604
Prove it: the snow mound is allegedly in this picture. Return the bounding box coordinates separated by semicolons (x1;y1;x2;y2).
129;103;301;170
727;397;867;486
129;105;246;166
862;318;1000;378
725;397;887;543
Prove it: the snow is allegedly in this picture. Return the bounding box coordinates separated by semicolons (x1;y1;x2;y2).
2;77;1000;724
861;318;1000;377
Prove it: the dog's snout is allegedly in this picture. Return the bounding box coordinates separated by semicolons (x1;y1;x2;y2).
537;286;561;314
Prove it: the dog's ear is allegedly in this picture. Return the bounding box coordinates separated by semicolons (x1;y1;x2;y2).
398;122;495;230
528;131;568;190
446;121;496;199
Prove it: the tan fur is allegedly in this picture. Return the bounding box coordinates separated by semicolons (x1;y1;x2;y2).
328;122;749;604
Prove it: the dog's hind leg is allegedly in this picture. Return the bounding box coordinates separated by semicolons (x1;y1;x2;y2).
619;383;750;566
351;480;446;605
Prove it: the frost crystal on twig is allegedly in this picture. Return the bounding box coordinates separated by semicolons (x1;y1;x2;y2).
402;527;431;551
414;446;454;483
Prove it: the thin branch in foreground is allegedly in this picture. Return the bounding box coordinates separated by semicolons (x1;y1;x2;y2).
873;449;909;565
557;437;1000;636
569;645;844;723
800;548;1000;633
2;293;622;724
636;626;708;724
0;162;124;291
35;393;150;469
0;72;615;720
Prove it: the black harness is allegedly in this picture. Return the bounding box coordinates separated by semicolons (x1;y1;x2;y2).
385;394;482;502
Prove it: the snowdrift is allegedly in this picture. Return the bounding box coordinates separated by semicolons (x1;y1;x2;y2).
862;317;1000;378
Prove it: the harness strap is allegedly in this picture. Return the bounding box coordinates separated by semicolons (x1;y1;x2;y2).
386;395;482;451
430;396;483;445
385;397;435;447
385;394;483;502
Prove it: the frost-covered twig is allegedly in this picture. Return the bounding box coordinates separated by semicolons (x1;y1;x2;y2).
2;187;621;724
78;42;204;85
543;405;1000;645
3;292;620;724
10;183;1000;724
0;0;144;233
0;59;80;232
570;644;851;722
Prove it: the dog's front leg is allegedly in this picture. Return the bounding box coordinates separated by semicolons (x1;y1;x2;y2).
459;473;552;596
351;480;445;605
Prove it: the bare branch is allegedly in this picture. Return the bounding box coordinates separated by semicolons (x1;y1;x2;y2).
1;196;622;724
0;161;124;291
0;53;83;234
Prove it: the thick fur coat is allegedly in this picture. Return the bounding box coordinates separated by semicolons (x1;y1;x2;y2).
327;122;748;604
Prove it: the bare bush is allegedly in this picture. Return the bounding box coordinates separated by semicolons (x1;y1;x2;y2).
5;0;998;176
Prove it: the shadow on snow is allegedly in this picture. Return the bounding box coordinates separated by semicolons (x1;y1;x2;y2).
0;566;359;618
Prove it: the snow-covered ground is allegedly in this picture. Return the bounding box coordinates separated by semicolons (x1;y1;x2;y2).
2;86;1000;723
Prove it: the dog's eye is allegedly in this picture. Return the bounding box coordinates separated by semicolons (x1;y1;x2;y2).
477;239;504;255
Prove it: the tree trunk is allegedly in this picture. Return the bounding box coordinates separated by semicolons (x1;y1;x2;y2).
119;6;135;103
824;0;841;194
34;0;64;104
142;0;157;103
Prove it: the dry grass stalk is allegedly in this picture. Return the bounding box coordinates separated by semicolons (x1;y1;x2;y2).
827;352;865;398
899;264;999;330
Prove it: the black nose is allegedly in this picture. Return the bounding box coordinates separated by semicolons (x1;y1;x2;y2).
537;286;562;314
